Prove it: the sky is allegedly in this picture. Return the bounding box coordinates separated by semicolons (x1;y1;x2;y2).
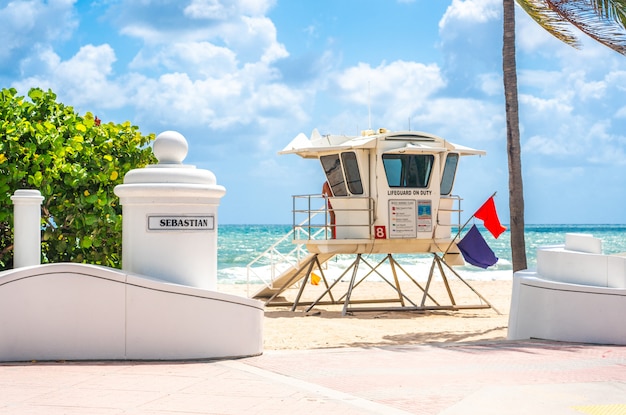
1;0;626;225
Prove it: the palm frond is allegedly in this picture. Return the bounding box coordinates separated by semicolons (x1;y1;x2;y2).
547;0;626;55
516;0;581;47
592;0;626;29
516;0;626;56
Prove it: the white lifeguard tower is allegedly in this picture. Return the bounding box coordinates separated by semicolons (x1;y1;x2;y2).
249;128;498;315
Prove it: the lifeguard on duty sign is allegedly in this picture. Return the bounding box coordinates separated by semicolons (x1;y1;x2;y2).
148;215;215;231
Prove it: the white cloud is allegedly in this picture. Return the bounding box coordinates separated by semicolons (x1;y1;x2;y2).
129;42;238;78
3;0;301;162
413;98;504;144
12;44;126;109
117;2;288;85
585;121;626;165
524;134;573;157
439;0;500;29
517;66;614;127
132;73;221;127
478;72;502;96
0;0;77;64
519;67;611;108
112;0;275;45
184;0;231;20
516;60;626;168
606;71;626;91
519;69;565;92
126;64;307;135
522;113;626;169
515;7;565;54
519;93;573;115
333;60;446;125
437;0;501;92
224;16;288;63
234;0;275;16
572;76;605;101
328;59;506;147
527;165;586;180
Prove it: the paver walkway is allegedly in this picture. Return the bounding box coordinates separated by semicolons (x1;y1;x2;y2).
0;340;625;414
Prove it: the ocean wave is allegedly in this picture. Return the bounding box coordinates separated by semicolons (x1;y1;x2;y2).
217;224;626;285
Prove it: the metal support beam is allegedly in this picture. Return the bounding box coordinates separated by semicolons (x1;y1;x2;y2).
265;252;499;316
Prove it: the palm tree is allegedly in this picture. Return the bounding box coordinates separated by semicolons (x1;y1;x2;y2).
502;0;626;272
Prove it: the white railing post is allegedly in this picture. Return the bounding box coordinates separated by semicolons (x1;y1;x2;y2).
11;189;44;268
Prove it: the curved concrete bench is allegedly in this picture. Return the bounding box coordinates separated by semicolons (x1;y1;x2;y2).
0;263;263;361
508;234;626;345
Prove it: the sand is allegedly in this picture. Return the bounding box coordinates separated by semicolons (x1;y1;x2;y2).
219;278;513;351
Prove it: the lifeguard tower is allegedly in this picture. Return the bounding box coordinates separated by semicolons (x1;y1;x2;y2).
249;128;498;315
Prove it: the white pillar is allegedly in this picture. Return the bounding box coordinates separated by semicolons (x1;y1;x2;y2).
11;189;44;268
114;131;226;290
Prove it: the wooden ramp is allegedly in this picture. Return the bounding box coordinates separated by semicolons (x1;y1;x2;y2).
252;253;335;300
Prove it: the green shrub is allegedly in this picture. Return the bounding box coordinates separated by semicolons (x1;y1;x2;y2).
0;87;156;269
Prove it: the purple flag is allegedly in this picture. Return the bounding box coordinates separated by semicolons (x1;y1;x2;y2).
457;225;498;269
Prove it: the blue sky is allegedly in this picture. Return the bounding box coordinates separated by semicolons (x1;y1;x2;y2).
2;0;626;225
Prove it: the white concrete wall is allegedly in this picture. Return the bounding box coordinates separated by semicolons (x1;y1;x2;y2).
0;263;263;361
508;274;626;345
536;247;626;289
508;233;626;345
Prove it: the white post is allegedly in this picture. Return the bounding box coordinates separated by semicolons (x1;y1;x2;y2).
114;131;226;290
11;189;44;268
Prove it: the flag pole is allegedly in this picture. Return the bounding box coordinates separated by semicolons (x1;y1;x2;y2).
442;191;498;258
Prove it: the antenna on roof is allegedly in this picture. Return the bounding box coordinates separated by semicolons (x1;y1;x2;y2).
368;81;372;130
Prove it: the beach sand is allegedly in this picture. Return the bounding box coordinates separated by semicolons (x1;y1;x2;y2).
219;279;512;350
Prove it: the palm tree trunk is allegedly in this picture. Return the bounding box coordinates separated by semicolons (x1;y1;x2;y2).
503;0;528;272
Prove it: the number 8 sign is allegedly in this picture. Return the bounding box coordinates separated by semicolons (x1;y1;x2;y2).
374;226;386;239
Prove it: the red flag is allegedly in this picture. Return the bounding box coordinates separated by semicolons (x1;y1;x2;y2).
474;196;506;239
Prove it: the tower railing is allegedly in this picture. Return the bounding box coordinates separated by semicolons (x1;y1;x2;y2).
292;194;375;240
245;210;326;290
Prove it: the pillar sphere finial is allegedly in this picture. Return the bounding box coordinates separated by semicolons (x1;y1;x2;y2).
153;131;188;164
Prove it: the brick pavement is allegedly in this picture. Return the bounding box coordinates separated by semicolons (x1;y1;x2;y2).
246;341;626;414
0;340;624;414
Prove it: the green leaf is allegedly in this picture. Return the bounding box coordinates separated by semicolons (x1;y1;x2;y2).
28;171;43;187
84;215;98;226
0;86;156;270
85;194;98;204
28;88;43;101
80;236;93;249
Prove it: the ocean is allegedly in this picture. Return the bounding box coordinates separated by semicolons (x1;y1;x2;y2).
217;224;626;286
